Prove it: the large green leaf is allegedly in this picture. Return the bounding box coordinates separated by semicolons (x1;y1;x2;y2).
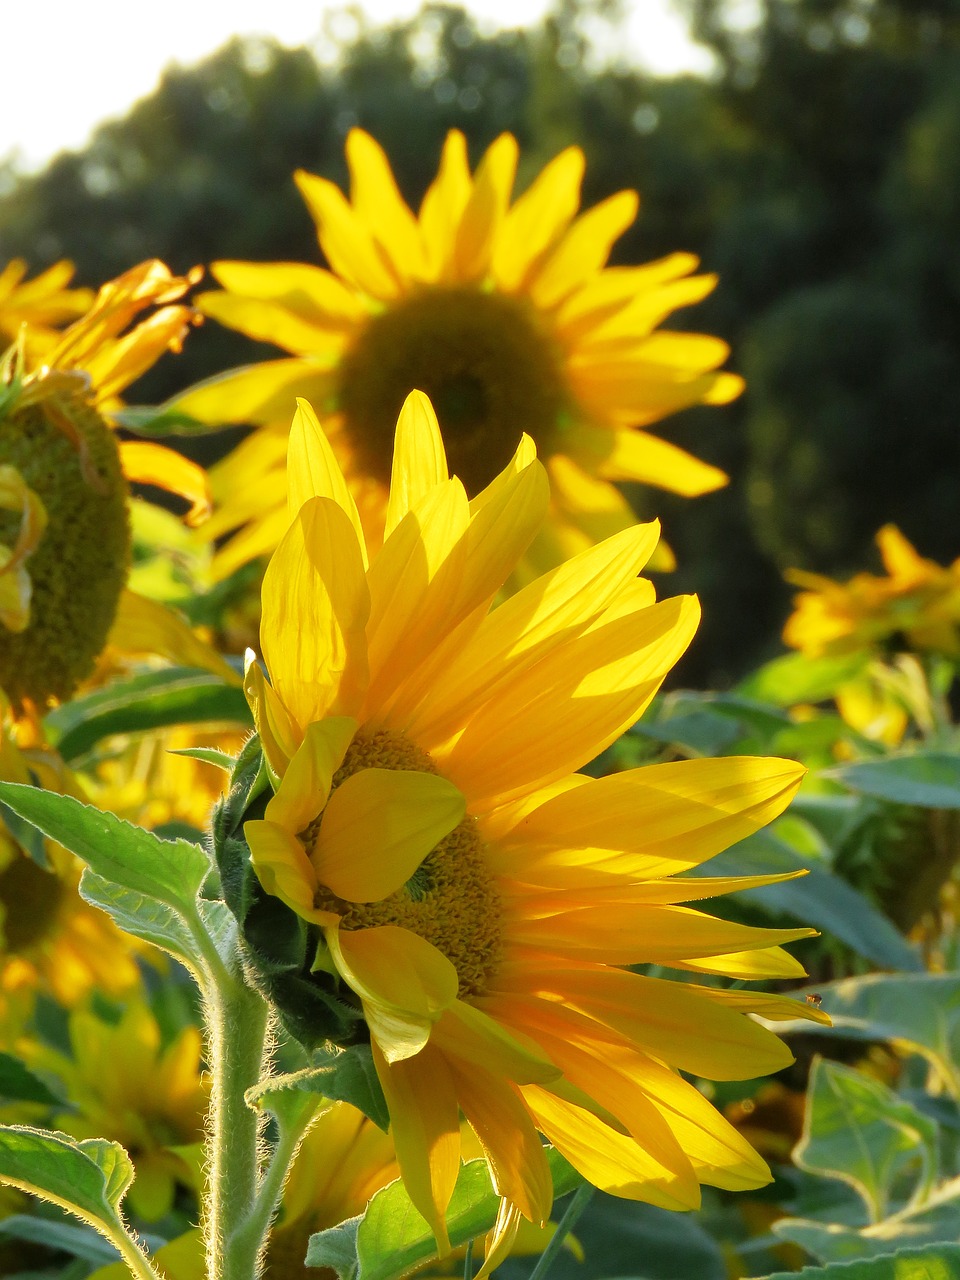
795;1059;938;1223
45;666;250;763
828;754;960;809
80;869;202;969
757;1241;960;1278
0;1127;136;1250
307;1151;582;1280
692;829;922;972
0;783;209;911
776;1178;960;1263
797;975;960;1096
0;1053;61;1107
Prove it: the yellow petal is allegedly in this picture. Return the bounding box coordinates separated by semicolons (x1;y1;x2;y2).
260;497;370;729
501;756;805;885
244;818;319;916
347;129;427;281
529;191;639;309
492;146;585;291
119;440;212;525
454;134;519;281
265;716;357;834
328;925;458;1061
431;1000;560;1085
439;594;700;808
210;259;366;326
477;1200;525;1280
287;399;366;564
674;946;810;980
243;651;301;778
168;357;334;427
522;1085;701;1211
571;428;728;497
448;1058;553;1225
419;130;472;281
107;590;238;682
197;290;351;357
295;169;400;299
312;768;465;902
384;391;449;538
372;1040;460;1253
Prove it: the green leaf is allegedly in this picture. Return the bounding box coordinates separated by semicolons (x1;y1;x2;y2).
168;746;237;771
795;1059;939;1223
757;1241;960;1278
0;783;210;912
776;1177;960;1263
247;1044;389;1132
0;1214;124;1264
305;1217;359;1280
693;829;922;972
307;1151;582;1280
0;1053;61;1107
798;974;960;1096
45;666;251;763
739;651;869;706
827;754;960;809
80;869;201;968
0;1126;133;1240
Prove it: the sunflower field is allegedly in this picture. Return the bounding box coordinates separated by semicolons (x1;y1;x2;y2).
1;3;959;1279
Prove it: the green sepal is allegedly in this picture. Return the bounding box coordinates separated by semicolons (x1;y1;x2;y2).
247;1043;389;1132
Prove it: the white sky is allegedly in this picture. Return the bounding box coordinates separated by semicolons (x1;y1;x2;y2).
0;0;711;173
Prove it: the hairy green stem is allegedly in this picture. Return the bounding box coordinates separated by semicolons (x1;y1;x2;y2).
203;964;270;1280
110;1227;165;1280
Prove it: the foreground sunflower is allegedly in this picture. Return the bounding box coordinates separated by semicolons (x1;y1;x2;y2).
176;128;741;580
0;260;227;707
240;392;825;1259
784;524;960;661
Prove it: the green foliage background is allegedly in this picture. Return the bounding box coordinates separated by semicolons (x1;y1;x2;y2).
2;0;957;683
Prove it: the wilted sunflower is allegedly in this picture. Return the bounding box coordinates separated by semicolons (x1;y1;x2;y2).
241;393;825;1262
0;260;229;707
784;524;960;661
176;129;741;580
0;258;93;357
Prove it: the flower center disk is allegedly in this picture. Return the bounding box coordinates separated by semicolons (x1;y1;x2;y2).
0;393;130;705
309;729;503;997
337;287;568;495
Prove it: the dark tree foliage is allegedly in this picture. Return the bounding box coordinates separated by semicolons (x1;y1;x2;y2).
1;0;958;683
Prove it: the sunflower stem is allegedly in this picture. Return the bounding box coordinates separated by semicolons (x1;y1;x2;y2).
202;957;270;1280
525;1184;594;1280
463;1235;475;1280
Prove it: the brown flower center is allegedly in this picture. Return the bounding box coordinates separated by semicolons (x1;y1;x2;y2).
336;286;569;495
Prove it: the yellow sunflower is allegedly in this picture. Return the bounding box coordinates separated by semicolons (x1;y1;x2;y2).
0;692;141;1011
240;392;824;1262
0;258;93;357
0;259;232;707
176;128;741;581
784;524;960;661
21;996;206;1220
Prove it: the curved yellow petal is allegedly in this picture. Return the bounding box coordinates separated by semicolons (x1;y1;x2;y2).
119;440;212;525
210;259;366;326
493;146;585;292
312;768;465;903
529;190;639;309
197;290;350;357
573;428;728;497
431;1000;560;1086
244;818;319;917
347;129;427;282
384;391;449;539
295;169;400;300
107;589;238;682
260;496;370;730
287;399;366;564
243;652;302;778
168;357;334;428
266;716;357;834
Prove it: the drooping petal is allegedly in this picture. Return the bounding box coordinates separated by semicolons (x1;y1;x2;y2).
265;717;357;834
107;590;237;682
244;818;320;917
312;769;465;902
372;1040;460;1253
119;440;212;525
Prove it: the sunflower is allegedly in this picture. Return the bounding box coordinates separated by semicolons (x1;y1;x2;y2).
175;128;741;582
0;259;230;708
0;694;141;1011
240;393;825;1263
0;258;93;357
21;996;206;1220
784;524;960;662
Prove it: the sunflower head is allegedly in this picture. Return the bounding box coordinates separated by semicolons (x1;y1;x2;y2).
0;261;201;706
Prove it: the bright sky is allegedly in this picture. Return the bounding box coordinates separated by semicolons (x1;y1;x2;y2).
0;1;710;172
